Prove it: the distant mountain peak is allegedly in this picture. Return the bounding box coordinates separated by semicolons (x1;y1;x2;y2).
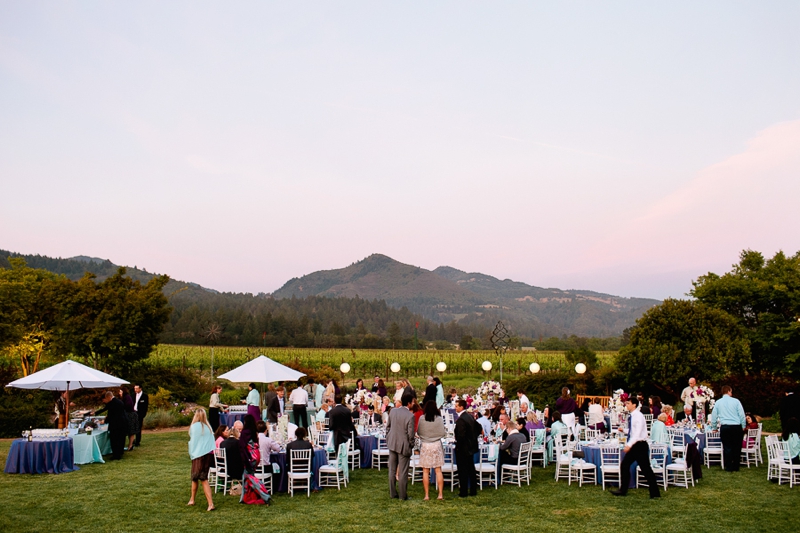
69;255;111;265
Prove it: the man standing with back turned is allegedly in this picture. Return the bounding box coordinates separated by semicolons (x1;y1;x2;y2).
454;399;480;497
387;393;415;500
611;397;660;499
709;385;746;472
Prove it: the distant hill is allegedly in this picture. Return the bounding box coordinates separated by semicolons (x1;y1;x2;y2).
273;254;660;337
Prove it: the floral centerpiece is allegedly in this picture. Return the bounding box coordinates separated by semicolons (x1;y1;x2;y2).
346;389;376;410
277;413;289;442
611;389;629;412
462;393;484;413
476;381;504;402
690;384;715;424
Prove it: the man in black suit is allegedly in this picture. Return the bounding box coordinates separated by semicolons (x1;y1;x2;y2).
329;394;356;450
780;388;799;434
285;427;314;472
267;387;285;423
133;384;149;447
422;376;437;407
94;391;127;460
675;404;694;424
454;399;480;497
371;376;380;393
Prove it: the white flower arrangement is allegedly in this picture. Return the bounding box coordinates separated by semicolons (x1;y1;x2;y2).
346;389;376;409
476;381;504;400
691;384;716;411
611;389;628;412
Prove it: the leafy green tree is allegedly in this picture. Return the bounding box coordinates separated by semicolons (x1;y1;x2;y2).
57;268;172;373
387;322;402;348
691;249;800;375
565;346;598;371
618;299;751;397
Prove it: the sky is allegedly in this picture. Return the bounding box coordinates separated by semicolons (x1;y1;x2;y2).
1;2;799;300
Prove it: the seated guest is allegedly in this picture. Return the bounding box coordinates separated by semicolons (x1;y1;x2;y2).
637;393;651;415
662;405;675;426
367;404;382;425
316;402;331;424
782;417;800;465
548;411;567;436
516;417;530;442
477;409;492;437
285;427;314;472
650;396;663;418
381;396;391;413
499;420;526;467
496;413;510;440
214;425;229;448
491;405;507;423
675;405;694;424
745;413;759;431
526;411;545;430
519;402;530;418
256;421;280;469
650;414;670;445
587;397;605;431
578;398;592;426
219;427;245;480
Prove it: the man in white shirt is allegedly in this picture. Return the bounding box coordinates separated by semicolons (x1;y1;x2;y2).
611;397;661;499
680;377;699;418
288;385;309;429
517;390;531;411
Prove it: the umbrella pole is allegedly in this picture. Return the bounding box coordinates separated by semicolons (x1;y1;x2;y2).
65;381;70;430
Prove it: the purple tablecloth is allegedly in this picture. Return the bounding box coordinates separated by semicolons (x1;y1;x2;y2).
269;448;328;492
358;435;377;469
4;438;78;475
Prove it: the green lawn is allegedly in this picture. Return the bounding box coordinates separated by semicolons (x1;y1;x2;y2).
1;432;797;533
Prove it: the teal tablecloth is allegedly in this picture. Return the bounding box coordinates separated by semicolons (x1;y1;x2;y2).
72;431;112;464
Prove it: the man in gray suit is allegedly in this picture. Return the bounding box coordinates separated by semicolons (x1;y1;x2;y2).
387;393;415;500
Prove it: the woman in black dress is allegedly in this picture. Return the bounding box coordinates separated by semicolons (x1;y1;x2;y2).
119;387;139;451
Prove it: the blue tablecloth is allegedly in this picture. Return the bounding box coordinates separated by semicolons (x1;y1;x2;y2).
582;443;672;488
682;430;706;454
4;438;78;474
358;435;378;469
72;431;112;464
219;412;246;427
269;448;328;492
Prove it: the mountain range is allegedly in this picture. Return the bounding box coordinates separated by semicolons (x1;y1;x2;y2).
273;254;659;337
1;250;659;338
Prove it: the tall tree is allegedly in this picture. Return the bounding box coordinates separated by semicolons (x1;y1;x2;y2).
691;249;800;375
618;299;751;397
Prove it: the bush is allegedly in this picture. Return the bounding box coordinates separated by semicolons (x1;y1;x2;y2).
150;387;173;410
142;409;191;429
0;361;55;438
128;363;213;403
710;373;797;417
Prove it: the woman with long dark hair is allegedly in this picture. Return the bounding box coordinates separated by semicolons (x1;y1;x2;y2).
355;378;365;391
416;401;446;500
434;377;444;408
119;387;138;452
376;379;387;398
239;414;260;475
650;396;663;418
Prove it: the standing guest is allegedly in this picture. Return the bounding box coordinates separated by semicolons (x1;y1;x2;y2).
322;380;335;405
387;393;415;500
246;383;261;421
288;385;309;429
355;378;366;391
377;379;388;398
285;427;313;472
133;384;149;447
208;385;227;432
681;377;699;419
709;385;746;472
454;399;480;497
587;397;605;431
403;379;417;400
780;388;800;435
650;396;663;418
187;408;216;512
267;387;285;423
54;391;73;429
499;420;526;468
93;391;127;460
303;379;319;409
313;379;325;409
611;397;661;499
371;376;381;393
214;425;229;448
578;398;592;427
256;420;280;472
220;426;244;480
417;401;446;500
393;381;404;405
517;390;531;411
263;384;277;414
316;402;331;425
637;393;651;415
329;394;357;450
782;417;800;465
119;387;139;452
423;376;438;406
331;379;341;397
411;398;424;432
555;387;578;438
434;377;444;409
477;409;493;437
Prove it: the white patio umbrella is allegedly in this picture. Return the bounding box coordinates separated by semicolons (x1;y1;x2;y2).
6;359;129;424
217;355;305;383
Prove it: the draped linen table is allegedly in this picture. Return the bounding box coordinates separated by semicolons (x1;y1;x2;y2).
4;438;78;474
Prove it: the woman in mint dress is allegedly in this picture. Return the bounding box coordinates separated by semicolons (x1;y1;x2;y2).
187;408;216;511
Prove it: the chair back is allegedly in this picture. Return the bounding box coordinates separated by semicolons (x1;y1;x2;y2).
705;429;722;449
649;442;668;468
213;447;227;474
744;428;759;450
517;441;532;467
290;448;312;474
599;443;621;466
443;444;456;465
532;429;546;447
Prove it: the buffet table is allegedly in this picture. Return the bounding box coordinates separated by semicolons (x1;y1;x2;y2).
4;438;78;474
71;430;112;464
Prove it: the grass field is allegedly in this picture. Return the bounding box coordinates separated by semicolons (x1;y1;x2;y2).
1;431;797;533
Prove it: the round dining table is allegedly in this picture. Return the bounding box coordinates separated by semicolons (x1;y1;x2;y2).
4;438;78;475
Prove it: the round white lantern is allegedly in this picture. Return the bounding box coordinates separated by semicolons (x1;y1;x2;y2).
575;362;587;374
340;362;351;374
481;360;493;372
529;362;541;374
436;361;447;372
390;362;401;373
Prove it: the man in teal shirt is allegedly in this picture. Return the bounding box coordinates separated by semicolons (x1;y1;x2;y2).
709;385;746;472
